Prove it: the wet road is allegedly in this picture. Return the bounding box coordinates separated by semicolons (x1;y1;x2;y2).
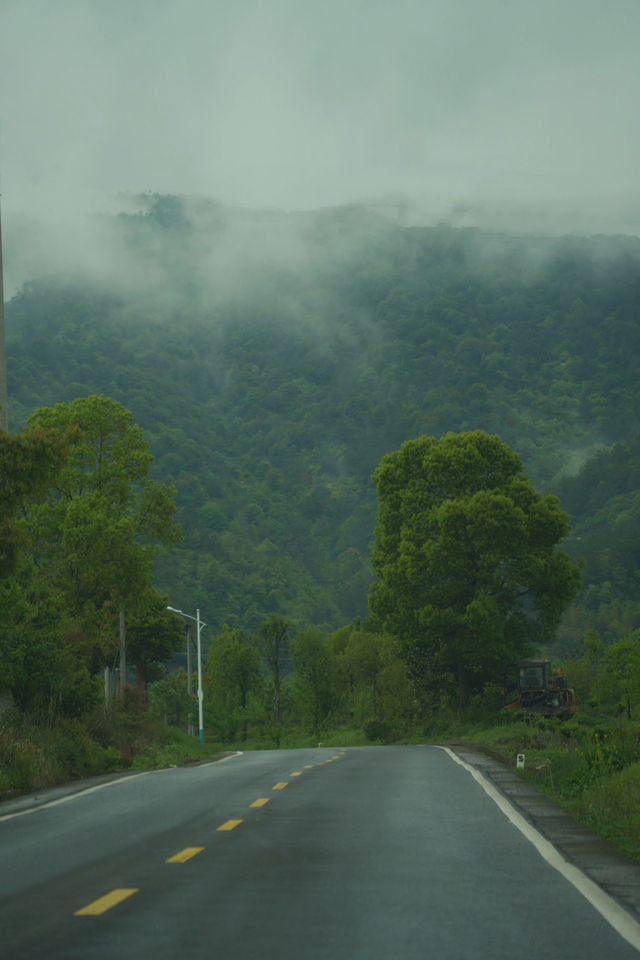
1;745;639;959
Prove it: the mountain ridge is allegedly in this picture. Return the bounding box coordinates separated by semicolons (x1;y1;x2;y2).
6;196;640;644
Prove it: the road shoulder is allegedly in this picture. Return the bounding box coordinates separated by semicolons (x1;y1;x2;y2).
0;752;237;819
449;743;640;924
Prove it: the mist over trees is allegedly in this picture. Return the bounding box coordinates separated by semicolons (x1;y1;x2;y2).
2;197;640;702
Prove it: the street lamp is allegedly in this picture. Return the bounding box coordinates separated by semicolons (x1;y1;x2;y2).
167;605;206;743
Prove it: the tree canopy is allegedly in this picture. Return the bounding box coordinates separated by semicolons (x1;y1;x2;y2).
369;431;582;706
5;205;640;641
22;395;181;623
0;427;69;579
0;395;183;716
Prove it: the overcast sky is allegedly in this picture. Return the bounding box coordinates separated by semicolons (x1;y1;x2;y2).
1;0;639;276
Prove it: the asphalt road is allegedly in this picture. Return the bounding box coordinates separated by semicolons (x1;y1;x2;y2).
1;745;640;959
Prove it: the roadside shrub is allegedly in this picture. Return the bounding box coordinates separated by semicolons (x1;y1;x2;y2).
466;683;505;725
573;763;640;863
130;725;220;769
363;719;394;743
0;717;124;798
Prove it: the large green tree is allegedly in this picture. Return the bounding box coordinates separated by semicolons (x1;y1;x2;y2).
0;395;182;715
205;627;263;740
289;627;335;734
341;628;393;721
597;634;640;720
23;395;180;634
369;431;582;707
0;426;92;716
0;558;100;718
258;613;290;724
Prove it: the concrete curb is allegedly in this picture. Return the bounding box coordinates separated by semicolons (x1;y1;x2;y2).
449;743;640;922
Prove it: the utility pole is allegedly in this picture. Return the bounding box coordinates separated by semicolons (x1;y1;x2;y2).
166;605;206;741
185;622;194;736
0;196;8;432
196;608;204;744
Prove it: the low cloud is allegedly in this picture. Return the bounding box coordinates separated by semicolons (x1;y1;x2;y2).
1;0;638;293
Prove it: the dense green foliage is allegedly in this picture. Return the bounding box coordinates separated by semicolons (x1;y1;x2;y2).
0;427;69;577
370;431;582;706
5;196;640;646
555;440;640;648
195;617;413;745
0;396;182;718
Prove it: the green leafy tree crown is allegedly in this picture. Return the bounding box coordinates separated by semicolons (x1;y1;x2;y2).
369;431;582;706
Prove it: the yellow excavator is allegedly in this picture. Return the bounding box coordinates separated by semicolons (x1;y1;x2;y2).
503;659;577;720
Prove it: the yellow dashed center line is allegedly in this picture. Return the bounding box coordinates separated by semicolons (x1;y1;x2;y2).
166;846;204;863
75;758;343;918
217;819;243;831
74;888;138;916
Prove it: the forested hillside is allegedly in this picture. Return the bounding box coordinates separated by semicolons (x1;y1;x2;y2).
6;195;640;645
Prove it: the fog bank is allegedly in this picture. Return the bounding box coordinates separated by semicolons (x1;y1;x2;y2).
1;0;638;293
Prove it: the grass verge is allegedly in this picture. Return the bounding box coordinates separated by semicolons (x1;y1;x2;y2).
0;715;122;798
453;714;640;865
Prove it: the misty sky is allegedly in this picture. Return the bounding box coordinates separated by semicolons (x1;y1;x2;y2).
1;0;639;282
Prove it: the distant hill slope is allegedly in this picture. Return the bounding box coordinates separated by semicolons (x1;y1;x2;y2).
6;195;640;642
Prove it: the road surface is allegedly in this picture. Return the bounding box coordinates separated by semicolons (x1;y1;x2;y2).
1;744;639;959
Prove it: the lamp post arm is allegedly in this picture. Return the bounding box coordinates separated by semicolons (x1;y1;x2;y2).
166;606;206;628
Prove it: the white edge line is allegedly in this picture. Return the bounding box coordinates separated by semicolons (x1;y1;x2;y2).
0;751;244;823
197;750;243;768
0;770;156;823
438;745;640;953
